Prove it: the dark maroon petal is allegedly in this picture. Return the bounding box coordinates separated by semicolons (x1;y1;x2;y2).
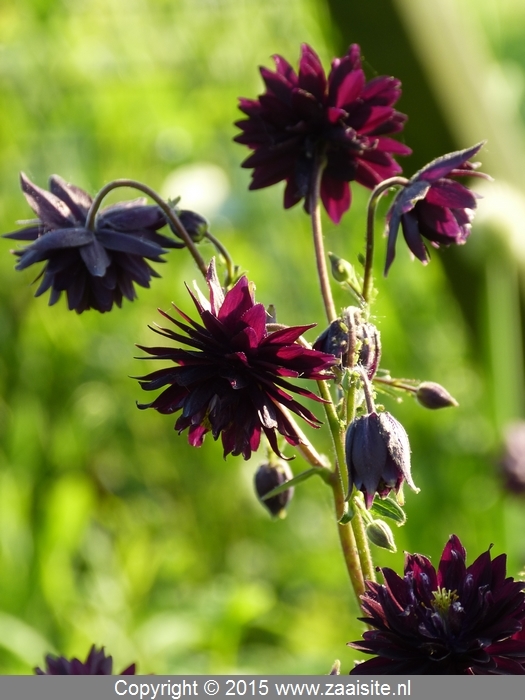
49;174;93;221
272;54;298;84
425;179;478;209
418;143;485;182
297;43;326;101
320;173;351;224
20;173;75;228
330;66;365;109
218;276;254;328
401;210;430;263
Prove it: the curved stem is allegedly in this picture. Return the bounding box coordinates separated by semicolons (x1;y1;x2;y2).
362;176;408;305
204;231;235;287
85;179;208;278
310;156;337;323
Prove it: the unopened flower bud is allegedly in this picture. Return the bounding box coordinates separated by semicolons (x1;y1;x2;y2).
313;319;349;362
175;209;209;242
366;519;397;552
328;252;359;287
345;411;418;508
416;381;458;410
254;461;294;518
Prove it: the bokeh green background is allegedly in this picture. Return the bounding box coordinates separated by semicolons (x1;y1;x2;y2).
1;0;525;675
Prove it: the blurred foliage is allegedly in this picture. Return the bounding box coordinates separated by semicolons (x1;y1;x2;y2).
0;0;524;676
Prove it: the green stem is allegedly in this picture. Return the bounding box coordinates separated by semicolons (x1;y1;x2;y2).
85;179;208;279
318;379;368;601
310;156;337;323
362;176;408;304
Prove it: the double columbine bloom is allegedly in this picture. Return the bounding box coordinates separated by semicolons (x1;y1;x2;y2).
384;143;487;274
136;261;336;459
35;645;136;675
4;174;180;313
349;535;525;674
235;43;411;223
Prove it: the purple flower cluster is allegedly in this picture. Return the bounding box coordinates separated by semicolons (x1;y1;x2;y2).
349;535;525;674
4;174;181;313
137;261;336;459
385;143;487;274
235;44;411;223
35;645;136;675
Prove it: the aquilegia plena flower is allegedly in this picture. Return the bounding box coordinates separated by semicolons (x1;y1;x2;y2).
35;645;136;675
136;261;336;459
384;143;487;274
235;43;411;224
4;174;180;313
349;535;525;674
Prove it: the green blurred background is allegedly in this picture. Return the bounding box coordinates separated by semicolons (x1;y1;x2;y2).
1;0;525;675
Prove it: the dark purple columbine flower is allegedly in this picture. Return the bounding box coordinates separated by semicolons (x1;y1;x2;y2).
345;411;417;508
35;645;136;675
136;261;336;459
349;535;525;675
234;43;411;224
4;173;182;313
384;142;488;274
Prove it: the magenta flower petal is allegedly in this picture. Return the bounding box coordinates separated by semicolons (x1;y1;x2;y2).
137;263;337;460
235;43;411;223
349;536;525;675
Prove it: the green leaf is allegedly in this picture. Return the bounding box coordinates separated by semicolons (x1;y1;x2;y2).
370;497;406;526
261;467;328;500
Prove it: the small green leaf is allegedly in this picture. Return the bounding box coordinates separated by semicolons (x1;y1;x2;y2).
261;467;328;500
370;497;406;526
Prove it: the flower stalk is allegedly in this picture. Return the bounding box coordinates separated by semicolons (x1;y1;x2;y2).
85;179;208;278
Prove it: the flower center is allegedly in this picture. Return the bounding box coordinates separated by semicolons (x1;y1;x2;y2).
431;587;459;618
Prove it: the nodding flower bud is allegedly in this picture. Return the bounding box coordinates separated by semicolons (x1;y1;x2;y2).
366;519;397;552
313;307;381;378
345;411;418;509
416;382;458;410
328;252;358;286
254;461;294;518
174;209;209;243
313;318;349;363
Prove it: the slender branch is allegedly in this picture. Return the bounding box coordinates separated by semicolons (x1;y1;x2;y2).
362;176;408;304
85;179;208;278
310;156;337;323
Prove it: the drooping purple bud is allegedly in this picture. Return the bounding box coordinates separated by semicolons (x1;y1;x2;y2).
254;461;294;517
176;209;209;242
345;411;418;508
416;381;458;409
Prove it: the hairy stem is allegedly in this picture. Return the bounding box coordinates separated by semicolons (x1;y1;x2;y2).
310;157;337;323
362;176;408;304
85;179;208;278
